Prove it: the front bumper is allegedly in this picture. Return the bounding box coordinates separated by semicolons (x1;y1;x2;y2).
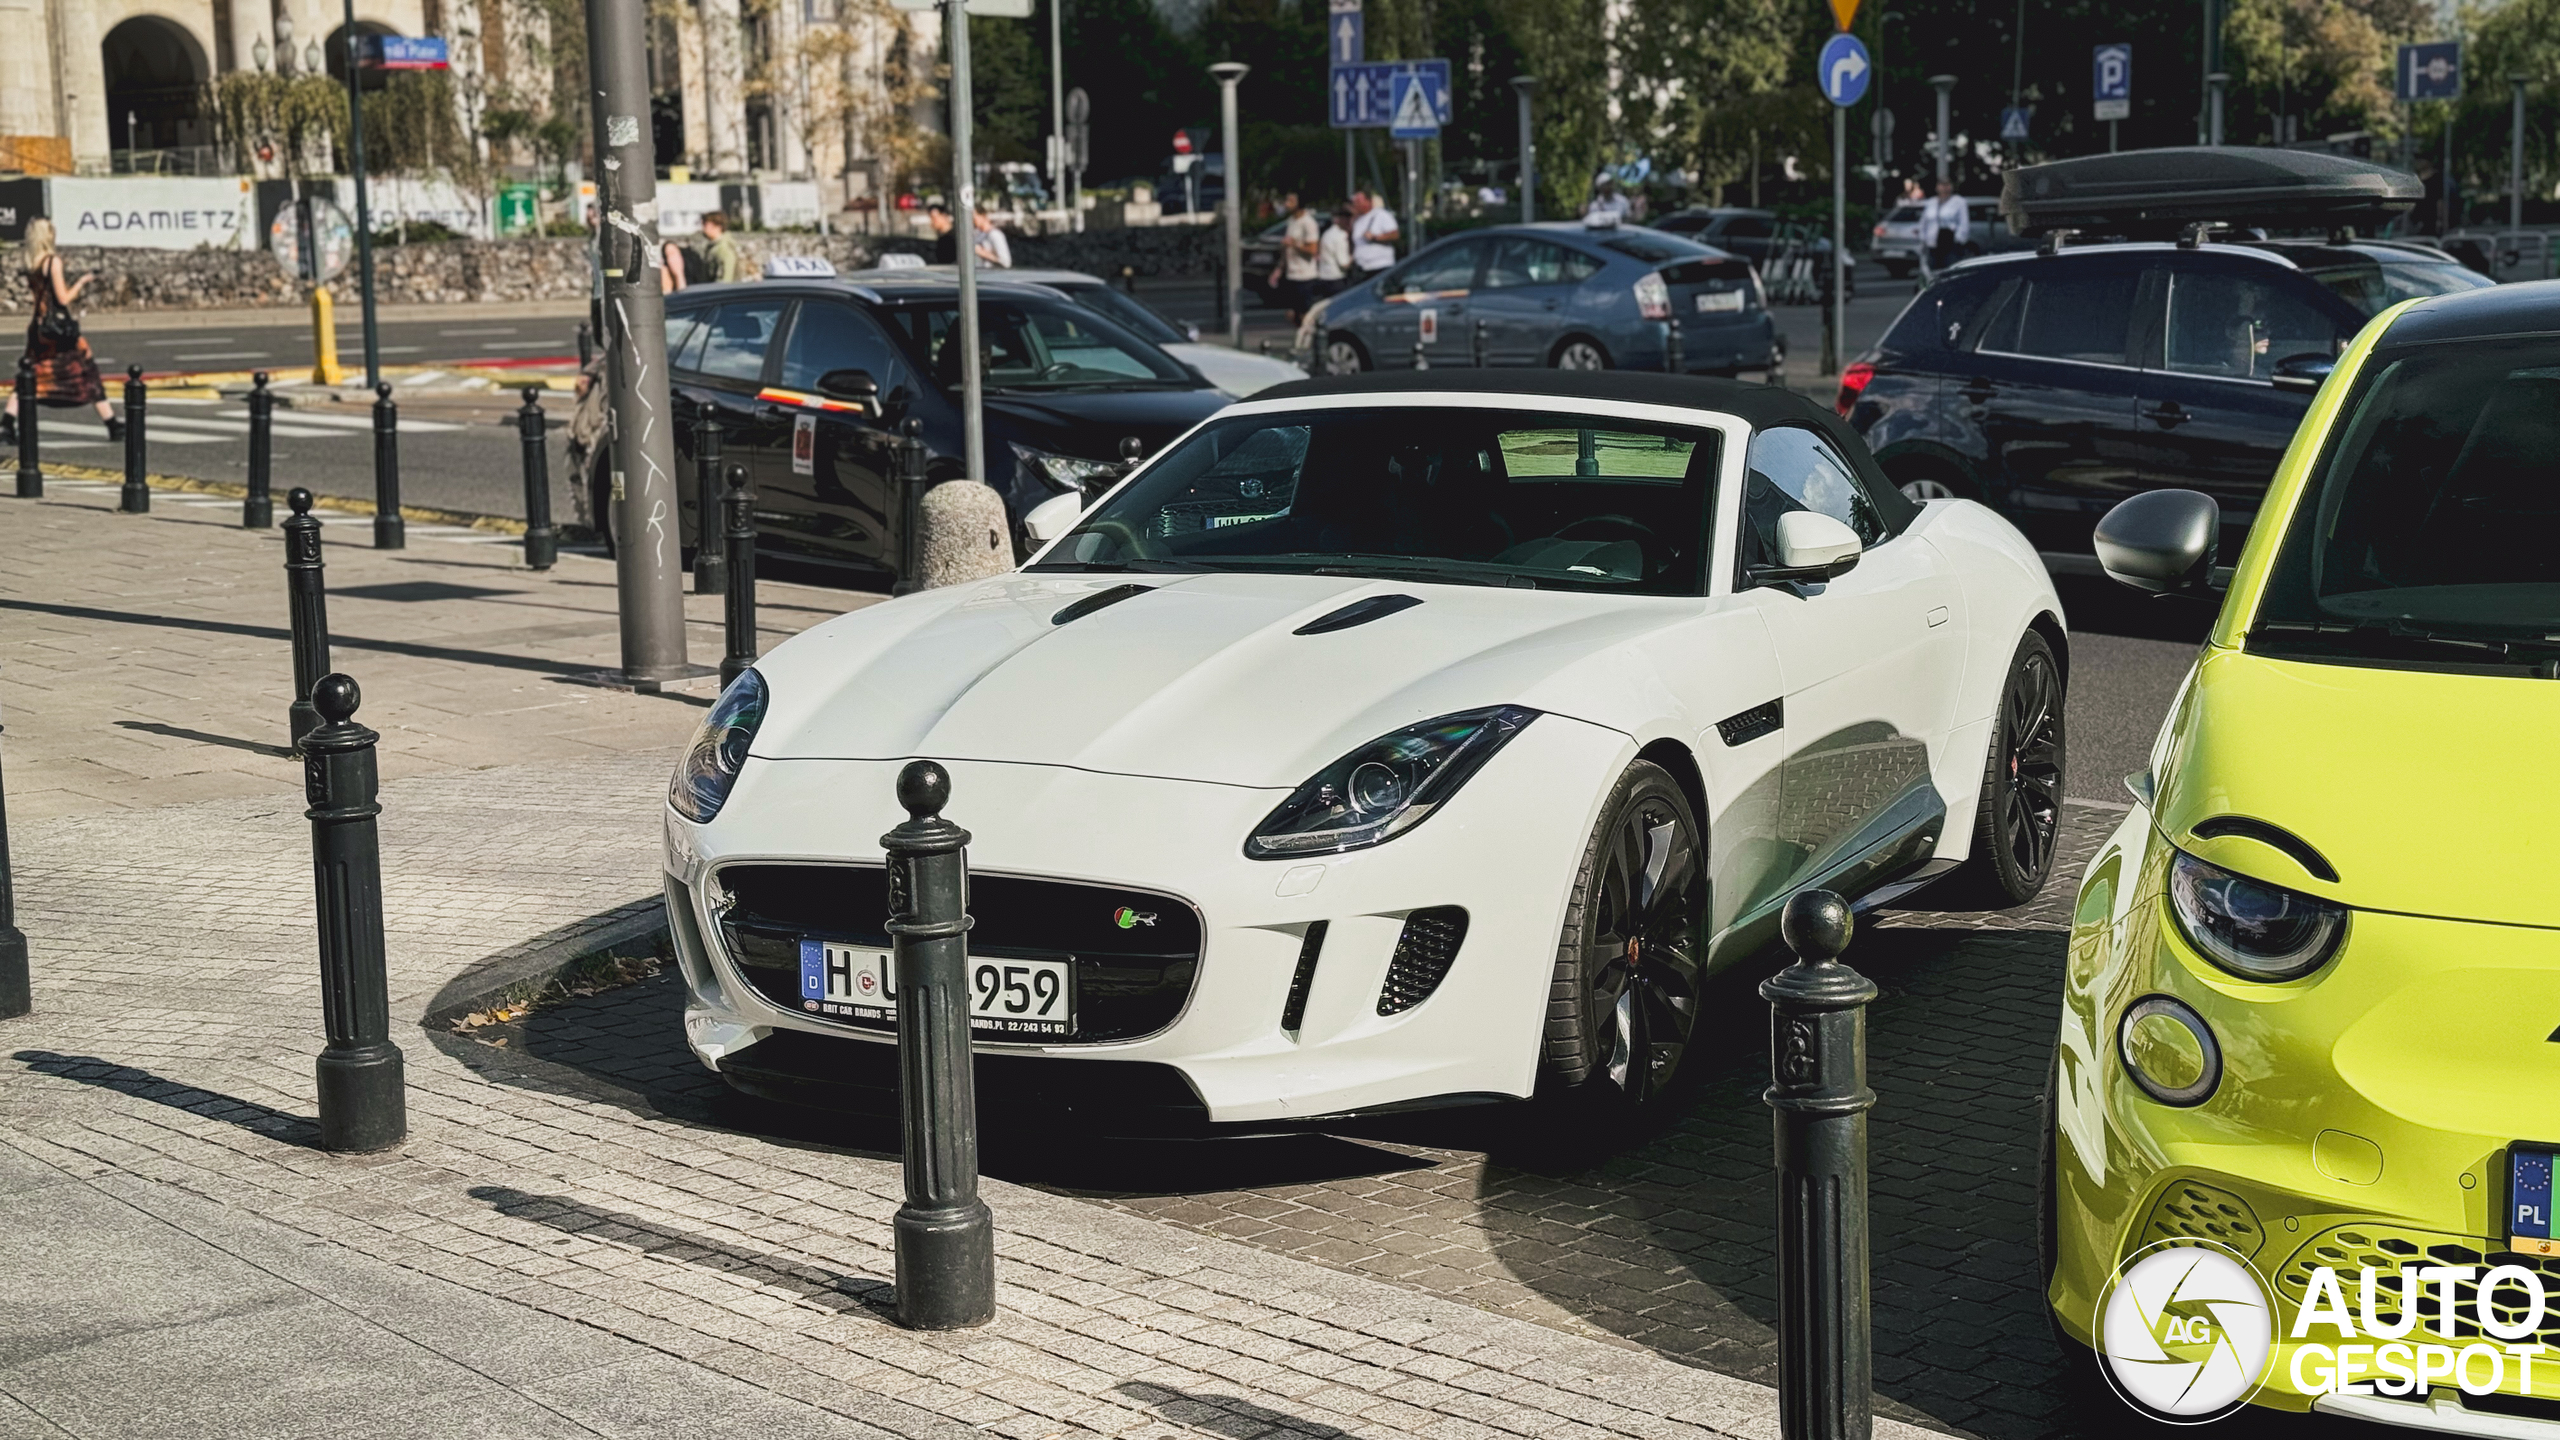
2050;807;2560;1421
662;714;1627;1127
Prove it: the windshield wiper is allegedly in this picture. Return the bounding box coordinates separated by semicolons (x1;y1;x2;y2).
1024;558;1203;574
2252;618;2560;672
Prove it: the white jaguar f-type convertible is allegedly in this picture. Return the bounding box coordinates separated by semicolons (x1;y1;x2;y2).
661;372;2066;1133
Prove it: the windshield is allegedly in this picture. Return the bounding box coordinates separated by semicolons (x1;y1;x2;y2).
1058;282;1191;347
2307;259;2499;316
2251;337;2560;676
877;299;1199;391
1598;231;1716;263
1029;407;1725;595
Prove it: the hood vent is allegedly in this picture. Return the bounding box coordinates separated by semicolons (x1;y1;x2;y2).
2191;815;2340;883
1295;593;1423;636
1052;584;1155;626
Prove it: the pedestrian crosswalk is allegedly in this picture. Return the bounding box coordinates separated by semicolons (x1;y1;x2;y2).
36;398;467;450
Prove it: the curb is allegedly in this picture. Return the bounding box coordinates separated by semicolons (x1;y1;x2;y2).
39;462;536;536
417;901;670;1033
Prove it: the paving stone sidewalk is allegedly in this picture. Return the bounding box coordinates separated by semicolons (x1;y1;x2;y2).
0;491;1942;1439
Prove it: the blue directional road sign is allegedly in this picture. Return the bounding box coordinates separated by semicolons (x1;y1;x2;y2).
1327;0;1363;67
2399;41;2461;102
1818;33;1870;108
1328;59;1452;130
2092;44;2131;122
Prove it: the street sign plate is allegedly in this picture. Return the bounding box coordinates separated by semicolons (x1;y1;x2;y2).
1818;34;1870;109
1065;86;1089;125
2092;44;2131;122
2000;106;2031;141
2399;41;2460;102
1389;72;1439;138
1329;10;1363;67
1328;60;1452;130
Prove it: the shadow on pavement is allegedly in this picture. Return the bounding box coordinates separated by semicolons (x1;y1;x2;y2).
12;1050;318;1148
1112;1381;1356;1440
464;1183;894;1315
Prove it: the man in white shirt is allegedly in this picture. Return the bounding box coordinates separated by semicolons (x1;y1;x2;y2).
1919;179;1969;280
1279;192;1321;322
1317;205;1353;294
1349;190;1399;277
1583;174;1630;226
971;204;1012;269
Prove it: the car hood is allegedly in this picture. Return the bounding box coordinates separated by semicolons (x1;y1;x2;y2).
748;571;1681;788
985;387;1229;461
1162;343;1309;398
2156;646;2560;930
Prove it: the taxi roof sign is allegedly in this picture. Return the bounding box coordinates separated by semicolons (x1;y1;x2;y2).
2000;146;2421;238
763;254;838;279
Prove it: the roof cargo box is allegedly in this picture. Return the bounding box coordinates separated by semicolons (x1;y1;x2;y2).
2000;147;2421;237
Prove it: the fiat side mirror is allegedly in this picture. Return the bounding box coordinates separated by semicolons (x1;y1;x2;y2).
2096;489;2221;595
1747;510;1864;586
2270;353;2335;393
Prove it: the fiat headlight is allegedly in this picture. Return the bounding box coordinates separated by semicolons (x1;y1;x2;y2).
1010;443;1120;494
669;669;767;823
1246;707;1536;859
2167;850;2346;981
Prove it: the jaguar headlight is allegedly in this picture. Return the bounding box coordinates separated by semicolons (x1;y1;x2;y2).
2167;849;2346;981
669;669;767;823
1010;443;1120;495
1246;707;1536;859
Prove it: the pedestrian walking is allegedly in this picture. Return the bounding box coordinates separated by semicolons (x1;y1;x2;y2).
1920;178;1968;282
700;212;745;284
926;203;958;264
1349;190;1399;280
1277;193;1321;324
970;204;1012;270
1317;206;1354;298
2;218;120;451
659;235;689;293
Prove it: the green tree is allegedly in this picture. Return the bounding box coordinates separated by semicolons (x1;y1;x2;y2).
969;8;1049;165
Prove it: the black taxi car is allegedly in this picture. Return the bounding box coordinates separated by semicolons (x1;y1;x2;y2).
1840;148;2493;568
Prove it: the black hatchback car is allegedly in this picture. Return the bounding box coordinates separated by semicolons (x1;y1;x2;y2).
645;278;1229;580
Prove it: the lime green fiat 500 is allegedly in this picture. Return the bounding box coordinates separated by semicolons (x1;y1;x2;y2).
2045;280;2560;1429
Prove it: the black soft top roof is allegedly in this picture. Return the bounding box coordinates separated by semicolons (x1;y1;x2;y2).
2383;278;2560;348
2003;147;2420;237
1240;370;1920;531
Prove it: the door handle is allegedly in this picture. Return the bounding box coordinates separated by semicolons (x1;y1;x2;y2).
1959;382;1995;404
2142;402;2190;429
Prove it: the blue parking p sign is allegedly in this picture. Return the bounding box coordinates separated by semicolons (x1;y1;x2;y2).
2092;44;2131;122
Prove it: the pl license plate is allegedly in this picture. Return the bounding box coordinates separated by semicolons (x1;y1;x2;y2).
797;940;1075;1037
1695;290;1745;313
2512;1143;2558;1255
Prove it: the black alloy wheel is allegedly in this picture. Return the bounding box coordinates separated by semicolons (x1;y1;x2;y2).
1940;631;2067;907
1541;761;1707;1114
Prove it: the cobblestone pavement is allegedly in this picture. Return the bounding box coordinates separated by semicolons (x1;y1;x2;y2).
459;805;2135;1440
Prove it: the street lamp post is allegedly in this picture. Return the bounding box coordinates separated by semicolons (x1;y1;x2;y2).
1929;75;1954;183
2208;71;2229;146
945;0;985;484
2512;75;2530;233
1210;62;1248;348
341;0;384;389
1511;76;1537;223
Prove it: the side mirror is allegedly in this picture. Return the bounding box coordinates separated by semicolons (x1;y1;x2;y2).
2095;489;2221;595
1748;510;1864;586
817;368;881;414
2269;353;2335;393
1023;490;1083;544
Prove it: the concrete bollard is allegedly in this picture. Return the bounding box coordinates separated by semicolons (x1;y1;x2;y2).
120;365;148;513
883;760;996;1330
301;674;405;1153
13;357;39;499
693;416;727;596
244;372;275;529
0;709;27;1019
517;387;557;571
1762;889;1876;1440
371;382;404;550
284;489;333;748
720;463;758;688
914;482;1011;591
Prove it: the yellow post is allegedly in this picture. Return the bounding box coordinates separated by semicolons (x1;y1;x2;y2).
311;286;345;385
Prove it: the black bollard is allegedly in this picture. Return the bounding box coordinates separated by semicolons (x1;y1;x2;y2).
517;387;557;571
720;462;757;687
244;372;275;528
693;416;727;596
891;417;928;596
0;711;28;1020
370;382;404;549
577;319;594;369
882;760;996;1329
1667;316;1684;375
14;357;39;499
1473;317;1488;368
301;674;405;1153
1412;336;1429;372
1762;890;1876;1440
284;489;333;747
120;365;148;513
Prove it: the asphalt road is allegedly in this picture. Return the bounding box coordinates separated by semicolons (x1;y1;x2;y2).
82;304;591;379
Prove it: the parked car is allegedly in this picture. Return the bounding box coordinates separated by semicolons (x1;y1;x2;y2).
2044;277;2560;1427
1842;149;2494;569
662;370;2065;1133
1651;206;1779;261
638;277;1229;582
1308;222;1782;379
1869;198;2029;277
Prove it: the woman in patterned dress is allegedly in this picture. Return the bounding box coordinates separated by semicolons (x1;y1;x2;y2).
2;217;122;447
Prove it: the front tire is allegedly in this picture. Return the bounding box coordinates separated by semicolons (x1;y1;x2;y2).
1322;334;1369;375
1938;630;2066;908
1550;337;1611;371
1539;761;1706;1117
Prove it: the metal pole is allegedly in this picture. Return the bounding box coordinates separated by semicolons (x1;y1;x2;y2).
587;0;693;685
0;707;27;1020
1405;138;1423;250
947;0;986;485
518;386;558;570
2110;118;2119;154
120;366;148;513
1762;890;1876;1440
2208;72;2228;146
344;0;382;390
1346;133;1355;203
1049;0;1065;219
244;372;274;527
2512;76;2529;233
14;358;40;498
1930;76;1954;183
302;673;406;1153
694;416;727;595
1825;107;1844;380
883;760;996;1331
721;462;758;688
1212;63;1248;349
370;381;404;549
284;488;333;747
1512;76;1537;223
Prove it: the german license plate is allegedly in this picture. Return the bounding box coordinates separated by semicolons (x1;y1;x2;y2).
1695;290;1745;313
797;940;1075;1037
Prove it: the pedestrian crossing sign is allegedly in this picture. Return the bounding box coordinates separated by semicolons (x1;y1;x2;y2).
1389;73;1440;138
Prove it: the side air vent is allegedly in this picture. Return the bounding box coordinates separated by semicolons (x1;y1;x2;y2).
1716;698;1783;746
1295;594;1423;635
2191;815;2339;882
1378;907;1468;1015
1281;922;1327;1032
1052;584;1154;626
